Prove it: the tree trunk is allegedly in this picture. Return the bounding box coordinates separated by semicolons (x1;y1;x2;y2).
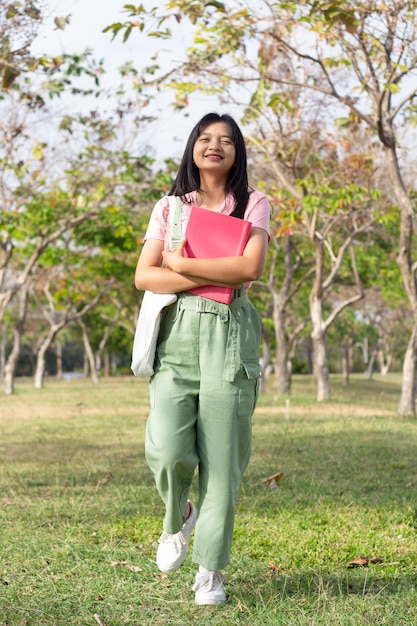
33;287;104;388
55;341;63;379
259;325;272;393
0;322;6;380
386;147;417;416
4;351;17;395
348;342;354;374
79;319;99;383
398;327;417;417
364;349;377;380
34;342;50;389
34;324;62;389
83;353;89;377
95;320;118;373
273;294;291;395
310;291;330;401
312;333;330;401
4;284;29;395
271;234;297;396
377;347;392;376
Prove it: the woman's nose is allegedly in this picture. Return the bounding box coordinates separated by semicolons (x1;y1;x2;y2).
208;138;221;150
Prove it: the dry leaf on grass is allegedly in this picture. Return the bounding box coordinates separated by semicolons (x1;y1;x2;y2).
347;556;384;568
110;560;141;572
268;562;286;573
262;471;283;490
368;556;384;564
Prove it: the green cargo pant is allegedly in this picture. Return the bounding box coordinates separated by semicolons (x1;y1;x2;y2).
145;290;262;570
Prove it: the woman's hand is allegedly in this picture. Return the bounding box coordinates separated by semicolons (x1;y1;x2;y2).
162;227;268;285
135;238;241;292
161;239;187;273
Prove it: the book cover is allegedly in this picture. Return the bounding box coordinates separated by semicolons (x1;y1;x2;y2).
183;205;252;304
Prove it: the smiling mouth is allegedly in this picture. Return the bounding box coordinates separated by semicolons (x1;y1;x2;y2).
205;154;222;160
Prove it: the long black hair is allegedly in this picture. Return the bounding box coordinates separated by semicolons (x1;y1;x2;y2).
169;112;250;219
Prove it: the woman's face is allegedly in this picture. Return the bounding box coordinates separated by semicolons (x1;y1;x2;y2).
192;121;236;177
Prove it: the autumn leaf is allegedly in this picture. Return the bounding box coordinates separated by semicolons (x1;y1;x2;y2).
347;556;384;568
269;562;286;573
262;471;283;490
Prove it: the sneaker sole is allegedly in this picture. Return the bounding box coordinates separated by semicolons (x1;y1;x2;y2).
195;597;227;605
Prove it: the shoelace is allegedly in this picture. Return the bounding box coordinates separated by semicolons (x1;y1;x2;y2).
192;570;226;592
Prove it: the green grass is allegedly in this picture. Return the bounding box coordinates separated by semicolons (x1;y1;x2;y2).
1;374;416;625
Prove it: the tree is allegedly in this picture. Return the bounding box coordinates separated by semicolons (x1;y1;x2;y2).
0;0;42;90
0;42;111;327
0;12;174;392
3;282;30;394
106;0;417;413
32;272;108;389
287;0;417;413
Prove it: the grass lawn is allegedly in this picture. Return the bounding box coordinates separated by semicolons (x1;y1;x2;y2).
0;374;416;625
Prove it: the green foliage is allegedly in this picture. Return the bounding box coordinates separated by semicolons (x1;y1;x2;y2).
103;4;152;42
103;0;228;43
301;0;359;35
2;0;417;401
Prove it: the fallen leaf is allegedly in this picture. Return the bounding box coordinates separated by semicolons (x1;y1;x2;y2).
262;471;283;490
347;556;368;568
368;556;384;564
268;562;285;573
347;556;384;568
110;561;141;572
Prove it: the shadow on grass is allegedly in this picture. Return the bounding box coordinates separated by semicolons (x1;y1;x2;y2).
3;414;417;511
2;439;149;487
236;401;407;511
289;374;403;408
269;568;414;596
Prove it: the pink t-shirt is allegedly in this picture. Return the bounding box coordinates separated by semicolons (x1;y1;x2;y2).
144;190;270;292
144;190;271;242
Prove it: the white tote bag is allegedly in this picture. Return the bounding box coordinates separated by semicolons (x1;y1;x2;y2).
131;196;182;377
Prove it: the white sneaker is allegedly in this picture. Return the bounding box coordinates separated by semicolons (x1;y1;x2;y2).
192;568;227;605
156;500;197;573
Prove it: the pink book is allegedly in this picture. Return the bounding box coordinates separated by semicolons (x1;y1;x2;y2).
184;205;252;304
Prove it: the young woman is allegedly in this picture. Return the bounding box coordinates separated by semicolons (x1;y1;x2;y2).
135;112;270;605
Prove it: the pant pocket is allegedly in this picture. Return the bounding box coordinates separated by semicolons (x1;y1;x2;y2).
237;362;262;417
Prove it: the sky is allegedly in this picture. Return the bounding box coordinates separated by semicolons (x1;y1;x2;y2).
30;0;226;162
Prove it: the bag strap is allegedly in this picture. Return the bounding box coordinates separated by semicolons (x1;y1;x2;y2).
167;195;183;249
